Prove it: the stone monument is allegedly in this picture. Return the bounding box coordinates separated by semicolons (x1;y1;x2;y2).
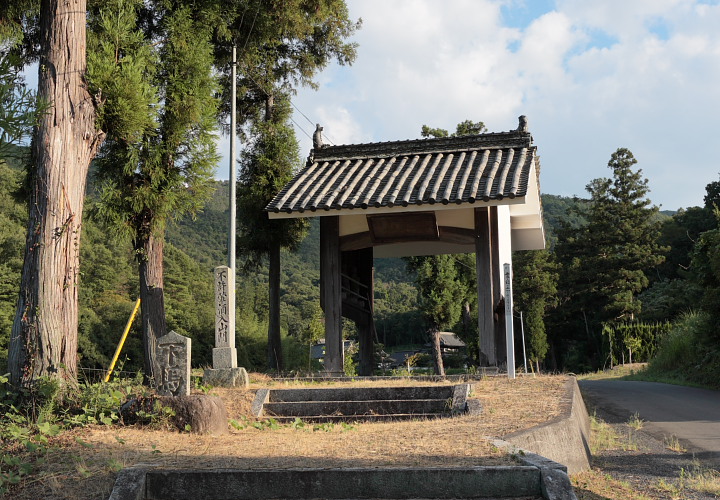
203;265;249;387
156;330;191;397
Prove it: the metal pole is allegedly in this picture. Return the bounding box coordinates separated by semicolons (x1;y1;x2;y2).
227;45;237;343
105;298;141;382
504;263;515;379
229;45;237;271
520;310;528;374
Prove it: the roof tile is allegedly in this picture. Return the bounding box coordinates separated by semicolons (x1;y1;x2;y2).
266;129;537;215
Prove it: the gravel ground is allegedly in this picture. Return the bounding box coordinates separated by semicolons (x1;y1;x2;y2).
583;400;720;499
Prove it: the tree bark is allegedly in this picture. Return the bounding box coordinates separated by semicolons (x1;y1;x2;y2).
267;242;283;371
137;229;167;385
9;0;104;387
430;326;445;377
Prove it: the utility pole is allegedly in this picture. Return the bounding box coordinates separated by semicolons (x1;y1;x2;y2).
228;45;237;334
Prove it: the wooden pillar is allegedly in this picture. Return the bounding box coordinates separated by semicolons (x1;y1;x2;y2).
475;207;496;366
491;206;506;364
320;216;343;375
357;247;375;376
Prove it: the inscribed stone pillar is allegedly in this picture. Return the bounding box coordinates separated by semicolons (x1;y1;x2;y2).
213;266;237;368
156;331;191;397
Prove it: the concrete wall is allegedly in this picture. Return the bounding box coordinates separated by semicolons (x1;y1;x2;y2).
503;377;591;475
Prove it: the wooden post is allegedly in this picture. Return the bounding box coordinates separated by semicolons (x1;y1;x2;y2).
358;247;375;376
320;216;343;375
475;207;496;366
491;206;506;363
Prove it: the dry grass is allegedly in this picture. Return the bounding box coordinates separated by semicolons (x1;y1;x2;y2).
573;470;654;500
8;374;569;500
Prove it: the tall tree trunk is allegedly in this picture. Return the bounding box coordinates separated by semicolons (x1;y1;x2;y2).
9;0;104;387
267;242;283;371
264;93;283;372
430;325;445;377
136;229;167;385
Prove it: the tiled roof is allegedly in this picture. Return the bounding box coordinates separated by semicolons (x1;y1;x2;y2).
266;129;537;216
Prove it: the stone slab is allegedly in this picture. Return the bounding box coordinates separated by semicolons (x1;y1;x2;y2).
203;367;249;388
143;466;542;500
156;331;190;397
263;399;448;417
212;347;238;370
268;386;455;402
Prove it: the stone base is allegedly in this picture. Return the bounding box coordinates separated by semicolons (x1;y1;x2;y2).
203;367;249;388
212;347;237;369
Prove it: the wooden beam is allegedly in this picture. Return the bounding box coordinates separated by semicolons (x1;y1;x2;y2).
367;212;439;244
320;216;343;375
340;226;474;252
475;207;496;366
340;231;373;252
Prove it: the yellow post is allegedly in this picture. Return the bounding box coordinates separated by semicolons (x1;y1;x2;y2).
104;298;141;382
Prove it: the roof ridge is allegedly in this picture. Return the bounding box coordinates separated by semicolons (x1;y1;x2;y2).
311;130;533;161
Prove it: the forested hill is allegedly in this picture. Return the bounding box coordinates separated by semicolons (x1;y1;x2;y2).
0;168;689;375
167;183;590;275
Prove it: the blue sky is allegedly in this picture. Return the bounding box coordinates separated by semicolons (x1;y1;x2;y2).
19;1;719;211
222;0;720;211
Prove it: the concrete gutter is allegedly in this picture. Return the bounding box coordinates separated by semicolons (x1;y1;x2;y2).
502;377;591;474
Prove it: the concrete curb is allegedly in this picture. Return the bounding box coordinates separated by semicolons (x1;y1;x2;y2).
148;466;545;499
502;377;591;474
490;439;578;500
107;464;154;500
108;450;579;500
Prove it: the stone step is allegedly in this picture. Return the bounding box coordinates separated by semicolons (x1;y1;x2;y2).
264;412;449;423
140;466;547;500
268;386;455;402
263;398;449;417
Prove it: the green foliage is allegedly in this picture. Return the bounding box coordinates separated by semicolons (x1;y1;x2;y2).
637;279;703;323
238;93;308;264
551;148;665;371
90;1;219;242
646;311;720;389
654;206;715;282
343;342;358;377
420;120;486;138
582;149;665;320
0;161;25;370
690;215;720;335
602;321;671;366
220;0;360;131
405;255;463;333
0;372;150;494
513;249;558;365
0;51;37;157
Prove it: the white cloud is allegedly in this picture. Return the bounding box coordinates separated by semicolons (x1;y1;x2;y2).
284;0;720;209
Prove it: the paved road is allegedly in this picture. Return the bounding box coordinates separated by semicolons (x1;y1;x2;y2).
579;379;720;461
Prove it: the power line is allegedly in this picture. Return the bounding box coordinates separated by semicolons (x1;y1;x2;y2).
290;116;313;141
238;70;335;146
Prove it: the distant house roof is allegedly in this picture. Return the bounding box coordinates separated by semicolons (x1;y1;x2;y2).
439;332;466;348
266;129;538;217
